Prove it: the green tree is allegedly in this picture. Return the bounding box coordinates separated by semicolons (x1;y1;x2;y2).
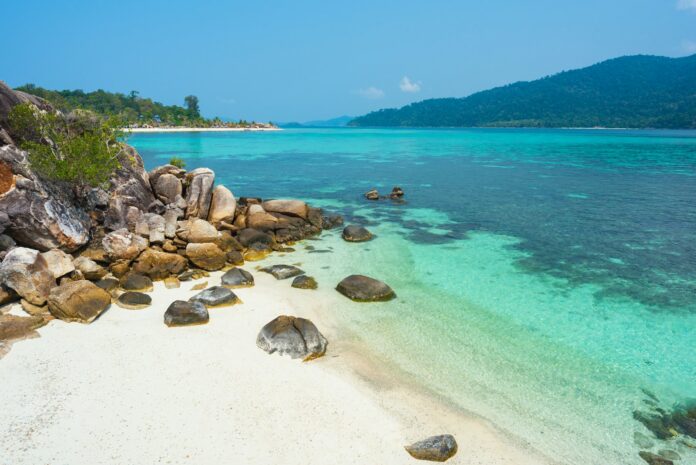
184;95;200;118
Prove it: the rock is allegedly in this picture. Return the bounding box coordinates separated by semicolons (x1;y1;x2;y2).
322;214;344;230
109;259;132;278
405;435;458;462
237;228;274;248
186;243;226;271
95;277;120;293
163;276;180;289
0;284;18;306
247;211;280;231
191;281;208;290
0;247;55;305
256;315;327;360
116;291;152;310
20;299;50;316
216;231;243;252
190;286;240;308
291;275;317;290
73;256;107;281
148;165;185;190
154;173;182;204
162;239;178;253
638;452;673;465
226;250;244;266
178;269;209;281
657;450;681;461
633;410;676;440
0;233;16;251
208;185;236;226
336;275;396;302
102;228;148;261
41;249;75;279
0;314;46;344
365;189;379;200
390;186;405;198
260;264;305;280
185;168;215;219
182;218;220;243
47;280;111;323
120;273;154;292
0;145;91;251
262;199;308;219
164;300;209;327
244;244;271;261
147;214;166;244
132;248;188;280
307;207;323;229
79;244;110;264
342;225;373;242
221;268;254;288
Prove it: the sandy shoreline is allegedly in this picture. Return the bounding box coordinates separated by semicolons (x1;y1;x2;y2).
124;127;281;133
0;262;551;465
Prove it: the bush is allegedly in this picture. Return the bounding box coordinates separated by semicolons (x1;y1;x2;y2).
8;103;122;188
169;157;186;169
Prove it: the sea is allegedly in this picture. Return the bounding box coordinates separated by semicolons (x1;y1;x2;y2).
129;128;696;465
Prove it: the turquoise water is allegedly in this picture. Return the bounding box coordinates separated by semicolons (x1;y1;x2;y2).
129;128;696;465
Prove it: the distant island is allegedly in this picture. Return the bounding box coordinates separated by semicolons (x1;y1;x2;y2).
13;84;275;130
279;115;354;128
350;54;696;129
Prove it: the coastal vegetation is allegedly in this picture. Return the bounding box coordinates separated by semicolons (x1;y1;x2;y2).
350;54;696;129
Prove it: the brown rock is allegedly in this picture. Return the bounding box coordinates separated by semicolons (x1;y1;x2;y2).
47;280;111;323
41;249;75;279
0;247;55;305
186;243;226;271
185;168;215;219
208;185;236;226
73;256;107;281
132;248;188;280
261;199;308;219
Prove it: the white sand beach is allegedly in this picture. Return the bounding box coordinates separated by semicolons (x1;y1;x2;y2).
125;127;281;133
0;265;551;465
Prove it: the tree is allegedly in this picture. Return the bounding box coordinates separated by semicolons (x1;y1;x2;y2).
184;95;200;118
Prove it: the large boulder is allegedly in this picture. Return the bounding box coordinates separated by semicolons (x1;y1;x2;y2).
102;228;148;261
221;268;254;288
0;145;91;252
260;264;304;280
185;243;226;271
246;210;280;231
41;249;75;279
262;199;308;219
179;218;219;243
0;247;55;305
256;315;327;360
404;435;458;462
185;168;215;219
164;300;209;327
208;185;236;226
148;164;185;190
154;173;182;205
47;280;111;323
132;248;187;280
336;275;396;302
189;286;240;308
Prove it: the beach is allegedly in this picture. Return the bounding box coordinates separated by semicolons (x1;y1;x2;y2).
0;264;548;465
125;127;281;133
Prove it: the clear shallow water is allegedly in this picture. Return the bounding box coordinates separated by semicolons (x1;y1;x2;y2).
129;128;696;465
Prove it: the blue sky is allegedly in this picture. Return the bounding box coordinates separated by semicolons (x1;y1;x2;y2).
3;0;696;122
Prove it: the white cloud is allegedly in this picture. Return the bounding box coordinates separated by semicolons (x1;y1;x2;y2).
399;76;421;93
683;40;696;54
354;86;385;99
677;0;696;11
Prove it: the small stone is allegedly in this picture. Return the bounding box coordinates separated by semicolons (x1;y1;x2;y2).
116;292;152;310
120;273;154;292
164;300;209;327
221;268;254;288
364;189;379;200
164;276;181;289
260;264;304;280
291;275;317;290
342;225;373;242
178;269;209;281
336;275;396;302
191;281;208;291
405;435;458;462
190;286;240;308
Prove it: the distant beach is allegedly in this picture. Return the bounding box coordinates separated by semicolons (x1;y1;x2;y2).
125;127;281;133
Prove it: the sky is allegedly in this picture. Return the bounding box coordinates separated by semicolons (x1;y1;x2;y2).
3;0;696;122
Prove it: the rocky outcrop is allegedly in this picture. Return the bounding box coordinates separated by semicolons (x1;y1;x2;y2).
260;264;304;280
185;168;215;219
164;300;209;327
256;315;327;360
189;286;240;308
342;225;373;242
132;248;187;280
102;228;148;261
208;185;236;226
0;247;55;305
221;268;254;288
336;275;396;302
47;280;111;323
404;435;458;462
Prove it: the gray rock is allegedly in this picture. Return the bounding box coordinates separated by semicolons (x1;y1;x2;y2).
47;280;111;323
261;199;308;219
164;300;209;327
0;247;55;305
342;225;373;242
73;256;107;281
189;286;240;308
154;173;182;204
95;277;120;293
147;214;166;244
237;228;274;248
405;435;458;462
208;185;236;226
116;291;152;310
185;168;215;219
336;275;396;302
638;451;673;465
41;249;75;279
102;228;148;261
221;268;254;288
120;273;154;292
256;315;327;360
291;275;317;290
180;218;219;243
260;264;304;280
148;164;185;191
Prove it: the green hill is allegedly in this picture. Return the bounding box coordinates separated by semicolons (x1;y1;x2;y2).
350;54;696;129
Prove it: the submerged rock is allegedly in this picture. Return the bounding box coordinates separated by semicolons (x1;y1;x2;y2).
164;300;209;327
47;280;111;323
342;225;373;242
291;275;317;290
364;189;379;200
0;247;55;305
390;186;405;199
256;315;327;360
189;286;240;308
221;268;254;288
638;451;673;465
260;264;304;280
116;291;152;310
405;435;458;462
336;275;395;302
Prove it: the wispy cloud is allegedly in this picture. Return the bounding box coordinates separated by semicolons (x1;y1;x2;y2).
399;76;421;93
682;40;696;54
677;0;696;11
354;86;385;99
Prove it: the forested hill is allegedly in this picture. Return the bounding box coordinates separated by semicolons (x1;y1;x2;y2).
349;54;696;129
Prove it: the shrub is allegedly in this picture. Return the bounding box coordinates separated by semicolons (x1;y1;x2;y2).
169;157;186;169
